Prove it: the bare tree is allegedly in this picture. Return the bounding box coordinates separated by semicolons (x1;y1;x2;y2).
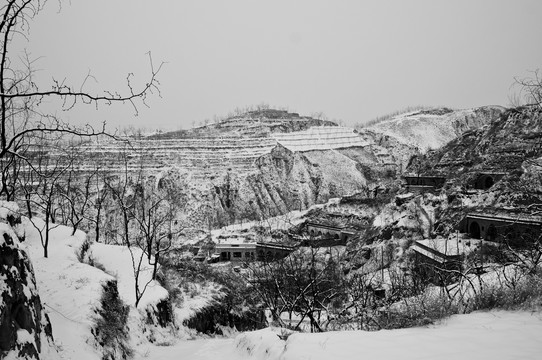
104;144;186;307
55;153;95;236
24;138;72;257
82;161;111;243
247;246;346;332
104;147;149;307
131;173;185;280
0;1;162;200
513;69;542;109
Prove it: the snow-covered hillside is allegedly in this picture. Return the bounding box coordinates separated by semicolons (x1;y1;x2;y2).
364;106;504;152
272;126;369;152
19;217;172;359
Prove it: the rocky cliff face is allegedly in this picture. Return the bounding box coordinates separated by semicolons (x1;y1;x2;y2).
161;143;378;230
416;106;542;174
0;203;56;359
401;106;542;222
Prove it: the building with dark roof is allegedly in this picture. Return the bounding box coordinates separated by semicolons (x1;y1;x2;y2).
403;175;446;193
462;212;542;245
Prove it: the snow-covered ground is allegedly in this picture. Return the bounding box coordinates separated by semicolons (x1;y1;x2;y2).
20;217;171;359
135;311;542;360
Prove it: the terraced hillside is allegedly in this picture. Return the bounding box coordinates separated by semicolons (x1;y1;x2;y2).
76;125;375;179
61;111;394;229
77;137;278;175
27;107;502;230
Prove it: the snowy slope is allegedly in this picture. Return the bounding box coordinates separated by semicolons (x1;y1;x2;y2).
127;310;542;359
233;311;542;360
365;107;504;152
22;219;113;360
21;218;170;359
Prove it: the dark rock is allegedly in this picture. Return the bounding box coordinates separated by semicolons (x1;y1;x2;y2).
0;227;54;359
183;301;266;335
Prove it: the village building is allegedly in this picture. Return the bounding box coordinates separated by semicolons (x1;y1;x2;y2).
402;175;446;193
215;243;257;262
461;212;542;245
214;242;296;262
306;222;357;242
411;238;480;285
256;242;297;261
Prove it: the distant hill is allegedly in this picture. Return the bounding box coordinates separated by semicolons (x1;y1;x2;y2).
147;109;338;139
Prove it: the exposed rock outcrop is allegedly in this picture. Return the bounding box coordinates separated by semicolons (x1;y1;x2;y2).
164;143;375;229
416;106;542;175
183;302;265;335
0;202;56;359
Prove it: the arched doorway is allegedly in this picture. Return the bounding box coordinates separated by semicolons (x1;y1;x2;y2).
475;175;495;190
484;176;494;190
469;221;481;239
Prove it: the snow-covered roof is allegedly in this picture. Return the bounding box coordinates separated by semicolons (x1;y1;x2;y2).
215;243;257;250
467;212;542;226
414;239;482;259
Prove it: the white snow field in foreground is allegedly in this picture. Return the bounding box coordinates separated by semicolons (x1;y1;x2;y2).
142;311;542;360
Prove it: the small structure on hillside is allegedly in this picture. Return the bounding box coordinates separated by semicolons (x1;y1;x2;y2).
215;243;257;262
306;222;357;242
256;242;297;261
411;239;474;285
473;172;506;190
402;175;446;193
461;212;542;245
214;242;296;262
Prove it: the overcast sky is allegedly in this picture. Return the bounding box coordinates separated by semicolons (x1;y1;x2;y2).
17;0;542;131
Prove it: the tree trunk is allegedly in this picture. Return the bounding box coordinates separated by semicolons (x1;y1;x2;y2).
152;252;160;280
95;204;101;242
44;211;50;258
25;193;32;219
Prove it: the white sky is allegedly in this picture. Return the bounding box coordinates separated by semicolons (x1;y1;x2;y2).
15;0;542;131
